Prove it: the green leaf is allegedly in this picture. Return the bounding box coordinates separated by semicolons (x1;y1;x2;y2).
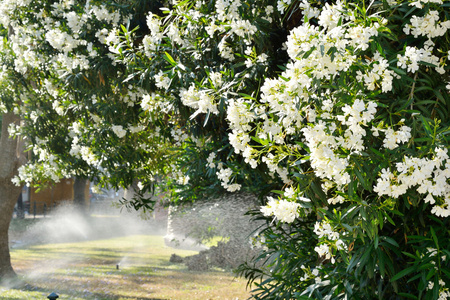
203;110;210;127
310;181;326;202
429;226;439;250
370;147;384;158
359;245;373;268
417;263;436;271
164;52;177;66
301;46;316;59
441;268;450;278
384;212;396;226
404;6;417;17
414;86;435;93
420;116;433;135
390;66;407;75
426;268;436;280
344;280;353;296
347;250;361;272
397;293;418;299
376;248;386;276
402;251;417;260
391;265;416;282
251;136;268;146
380;236;399;248
433;89;446;104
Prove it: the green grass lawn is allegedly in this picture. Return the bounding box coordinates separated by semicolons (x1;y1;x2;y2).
2;235;252;299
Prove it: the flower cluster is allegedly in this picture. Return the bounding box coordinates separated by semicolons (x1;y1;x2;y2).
260;196;301;223
216;165;241;192
180;84;219;119
374;147;450;217
313;220;346;264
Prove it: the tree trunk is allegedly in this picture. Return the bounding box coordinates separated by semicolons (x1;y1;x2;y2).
0;112;25;281
0;184;21;280
123;180;140;202
73;178;87;214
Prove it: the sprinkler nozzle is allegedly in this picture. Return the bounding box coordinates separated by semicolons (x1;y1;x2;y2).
116;264;120;270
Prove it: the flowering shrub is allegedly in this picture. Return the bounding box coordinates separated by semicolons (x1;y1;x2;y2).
109;0;286;201
236;0;450;298
0;0;179;210
1;0;450;298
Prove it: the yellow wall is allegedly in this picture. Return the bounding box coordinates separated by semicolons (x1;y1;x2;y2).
29;179;90;214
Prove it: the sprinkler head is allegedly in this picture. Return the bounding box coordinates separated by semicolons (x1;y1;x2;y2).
116;264;120;270
47;292;59;300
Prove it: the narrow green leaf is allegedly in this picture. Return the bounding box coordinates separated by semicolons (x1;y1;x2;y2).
384;212;396;226
390;66;407;75
376;248;385;276
302;46;316;59
402;251;417;260
347;251;361;272
404;6;417;17
419;60;437;68
417;263;436;271
164;52;176;66
441;268;450;278
429;226;439;250
397;293;418;299
380;236;399;248
251;136;268;146
426;268;436;280
433;89;445;104
420;116;433;135
391;266;416;282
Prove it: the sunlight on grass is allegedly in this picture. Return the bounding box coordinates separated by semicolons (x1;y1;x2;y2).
202;236;230;248
5;235;252;299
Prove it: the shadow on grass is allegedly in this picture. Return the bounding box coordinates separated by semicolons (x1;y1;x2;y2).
2;280;168;300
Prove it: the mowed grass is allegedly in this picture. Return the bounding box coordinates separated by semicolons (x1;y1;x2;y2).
2;235;252;299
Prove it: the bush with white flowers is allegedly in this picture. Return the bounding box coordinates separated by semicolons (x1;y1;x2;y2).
0;0;179;210
234;0;450;298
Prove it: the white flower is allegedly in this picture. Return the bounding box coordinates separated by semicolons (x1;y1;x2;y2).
383;126;411;150
155;71;170;90
112;125;126;138
431;204;450;217
209;72;223;88
406;10;450;39
180;84;218;119
328;195;345;205
216;166;241;192
206;152;216;169
314;243;331;260
46;28;79;52
260;196;300;223
425;194;435;205
177;175;190;185
284;187;295;198
146;12;161;35
137;181;144;190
